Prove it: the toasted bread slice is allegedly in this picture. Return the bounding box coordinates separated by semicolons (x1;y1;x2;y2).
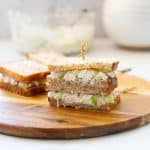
48;92;120;111
0;60;49;83
46;77;117;95
27;51;65;65
0;82;45;96
48;57;119;72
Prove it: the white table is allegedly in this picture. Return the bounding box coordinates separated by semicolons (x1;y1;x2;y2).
0;39;150;150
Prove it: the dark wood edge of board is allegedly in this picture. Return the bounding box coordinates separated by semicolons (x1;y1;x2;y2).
0;113;149;139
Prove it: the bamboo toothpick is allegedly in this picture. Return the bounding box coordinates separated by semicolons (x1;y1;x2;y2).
116;86;150;96
118;68;132;74
80;41;89;60
116;86;136;93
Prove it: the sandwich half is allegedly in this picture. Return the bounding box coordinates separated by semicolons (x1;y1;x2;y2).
47;57;120;111
27;51;65;65
0;60;49;96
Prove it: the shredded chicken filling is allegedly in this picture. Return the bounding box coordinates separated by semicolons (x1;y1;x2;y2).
50;69;116;84
48;91;116;107
0;73;45;89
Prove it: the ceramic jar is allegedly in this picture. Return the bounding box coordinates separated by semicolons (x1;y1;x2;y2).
103;0;150;48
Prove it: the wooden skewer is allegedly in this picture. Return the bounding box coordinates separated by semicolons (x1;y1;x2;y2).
116;86;150;96
116;86;136;93
118;68;132;73
79;41;89;60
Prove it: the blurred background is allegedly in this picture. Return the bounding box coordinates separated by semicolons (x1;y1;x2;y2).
1;0;150;55
0;0;106;54
0;0;104;38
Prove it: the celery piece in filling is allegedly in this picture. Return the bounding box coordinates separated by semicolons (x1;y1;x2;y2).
58;72;66;79
53;92;62;100
91;95;98;106
74;70;80;80
94;72;108;81
104;94;115;103
107;72;116;78
38;80;45;86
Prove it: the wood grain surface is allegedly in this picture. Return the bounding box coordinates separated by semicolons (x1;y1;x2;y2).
0;73;149;139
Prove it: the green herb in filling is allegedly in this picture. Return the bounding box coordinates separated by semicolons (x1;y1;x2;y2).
58;72;66;79
94;72;108;80
104;95;114;103
53;92;62;100
74;70;80;80
107;72;116;78
38;80;45;86
91;95;98;106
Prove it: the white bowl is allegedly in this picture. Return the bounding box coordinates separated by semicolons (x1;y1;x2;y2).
103;0;150;48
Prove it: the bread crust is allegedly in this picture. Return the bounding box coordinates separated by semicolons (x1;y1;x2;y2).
48;59;119;72
0;60;49;83
27;51;65;65
48;95;120;111
0;82;45;96
46;77;117;95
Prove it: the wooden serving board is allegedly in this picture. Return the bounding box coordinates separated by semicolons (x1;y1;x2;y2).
0;73;149;139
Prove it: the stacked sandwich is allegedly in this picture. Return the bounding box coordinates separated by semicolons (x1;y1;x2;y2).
47;57;120;111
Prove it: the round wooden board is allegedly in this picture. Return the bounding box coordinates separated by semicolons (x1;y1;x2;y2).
0;73;149;139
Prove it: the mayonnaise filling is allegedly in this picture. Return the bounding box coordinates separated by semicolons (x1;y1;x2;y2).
50;69;116;84
48;91;116;107
0;73;45;89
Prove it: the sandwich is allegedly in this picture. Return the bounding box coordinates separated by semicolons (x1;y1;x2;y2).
27;50;65;66
47;57;120;111
0;60;49;96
